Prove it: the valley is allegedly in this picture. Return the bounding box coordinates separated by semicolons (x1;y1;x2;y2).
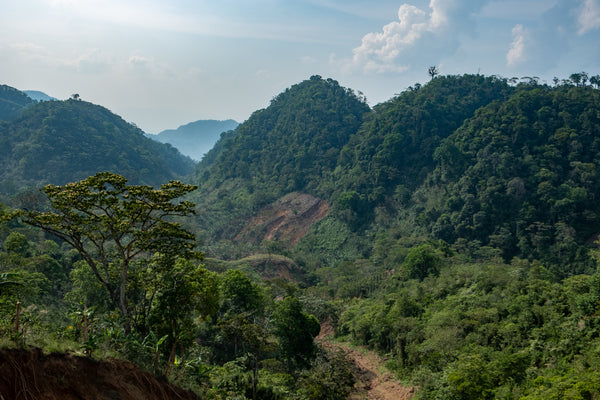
1;72;600;399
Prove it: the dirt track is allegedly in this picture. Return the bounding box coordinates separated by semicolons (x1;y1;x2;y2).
317;324;416;400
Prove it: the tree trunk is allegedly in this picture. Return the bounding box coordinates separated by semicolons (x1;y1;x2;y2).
14;301;21;335
165;341;177;377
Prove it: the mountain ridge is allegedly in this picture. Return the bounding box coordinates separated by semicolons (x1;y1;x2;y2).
188;74;600;275
0;90;195;198
23;90;57;102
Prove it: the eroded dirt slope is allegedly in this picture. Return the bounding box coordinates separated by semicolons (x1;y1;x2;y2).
0;348;199;400
235;192;330;246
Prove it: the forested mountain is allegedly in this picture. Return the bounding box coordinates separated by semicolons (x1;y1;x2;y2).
151;119;239;161
326;76;600;274
419;84;600;274
193;74;600;273
0;84;35;120
199;76;369;195
335;74;513;194
0;97;195;196
192;75;370;241
185;74;600;398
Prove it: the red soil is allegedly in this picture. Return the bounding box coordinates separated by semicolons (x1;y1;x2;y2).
0;348;199;400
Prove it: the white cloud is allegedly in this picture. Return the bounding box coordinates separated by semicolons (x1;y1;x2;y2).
5;41;49;59
345;0;488;75
577;0;600;34
128;55;156;71
429;0;450;29
72;49;114;73
506;24;528;66
126;53;174;78
502;0;594;73
349;4;430;74
41;0;205;36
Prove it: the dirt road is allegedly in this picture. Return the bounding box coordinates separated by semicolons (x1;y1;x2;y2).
317;324;416;400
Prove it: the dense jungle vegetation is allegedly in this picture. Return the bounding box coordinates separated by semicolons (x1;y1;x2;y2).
2;72;600;399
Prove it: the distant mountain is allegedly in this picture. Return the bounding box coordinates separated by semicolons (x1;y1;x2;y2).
0;95;195;197
0;84;35;121
23;90;57;102
151;119;239;161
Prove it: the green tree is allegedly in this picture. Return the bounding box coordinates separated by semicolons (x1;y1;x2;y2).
272;296;320;368
402;244;441;280
22;172;199;333
447;354;494;399
219;269;264;316
3;232;31;257
146;259;219;375
297;349;356;400
428;65;439;80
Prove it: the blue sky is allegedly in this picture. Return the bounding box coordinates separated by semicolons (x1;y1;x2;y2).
1;0;599;133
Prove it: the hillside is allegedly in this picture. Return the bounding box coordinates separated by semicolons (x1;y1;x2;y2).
0;96;195;197
0;84;35;121
418;83;600;274
234;192;330;246
191;74;600;270
192;75;370;249
312;77;599;273
335;74;513;194
151;119;239;161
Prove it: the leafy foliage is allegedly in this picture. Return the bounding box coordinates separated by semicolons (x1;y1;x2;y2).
22;172;200;333
336;256;600;398
273;296;320;368
335;74;513;197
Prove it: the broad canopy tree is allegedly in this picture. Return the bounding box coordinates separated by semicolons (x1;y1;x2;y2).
22;172;200;333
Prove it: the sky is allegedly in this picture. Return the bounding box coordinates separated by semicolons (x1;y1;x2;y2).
1;0;599;133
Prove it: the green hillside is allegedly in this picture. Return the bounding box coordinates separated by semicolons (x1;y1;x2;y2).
323;76;600;273
0;97;195;196
420;83;600;274
0;84;34;121
194;74;600;271
337;74;513;195
192;75;370;242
